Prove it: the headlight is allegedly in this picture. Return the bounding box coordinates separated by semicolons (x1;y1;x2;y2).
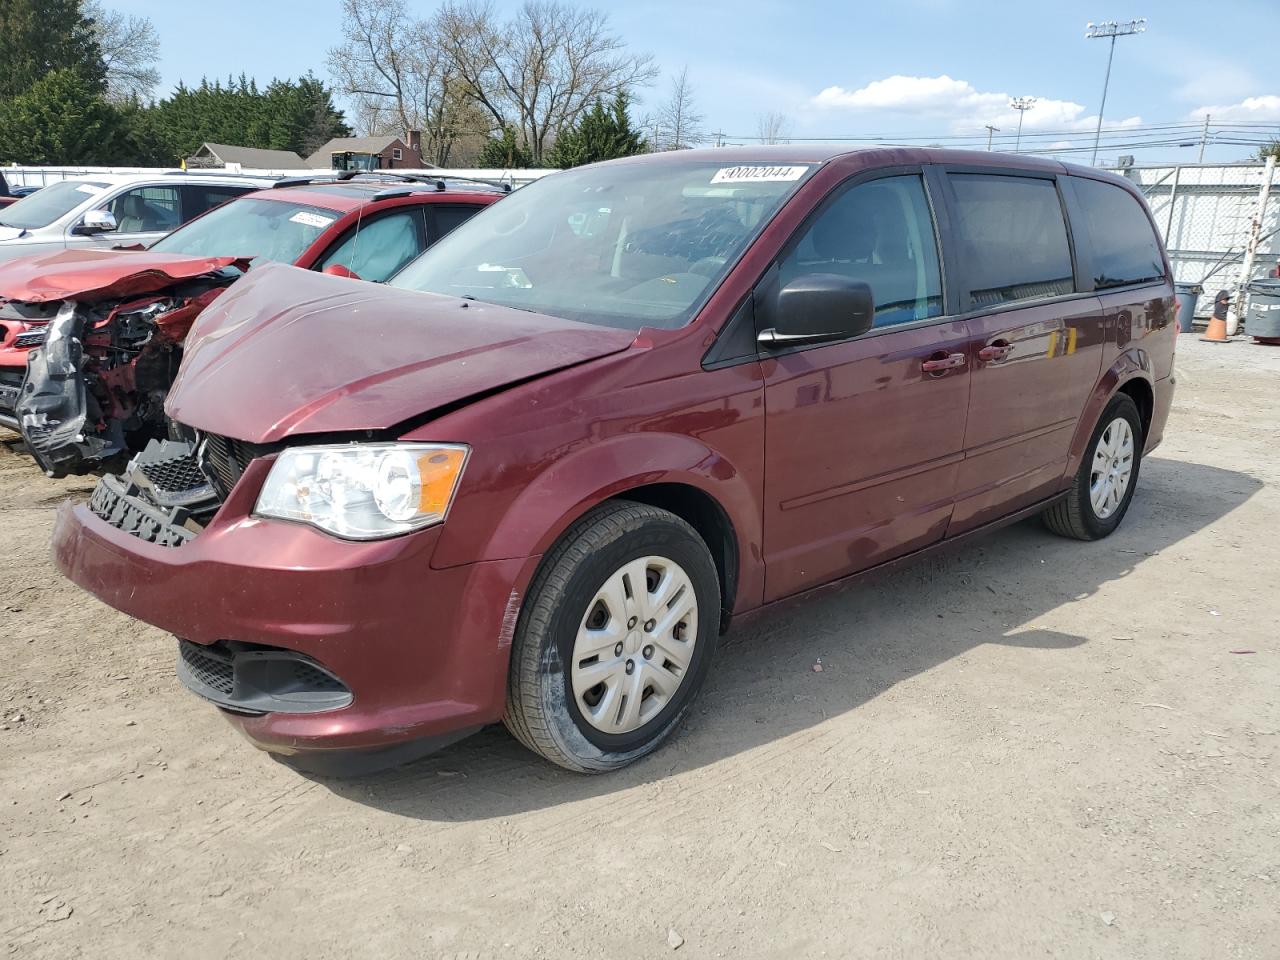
254;443;468;540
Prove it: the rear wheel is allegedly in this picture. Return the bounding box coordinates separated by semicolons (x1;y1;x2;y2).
1044;393;1143;540
503;501;719;772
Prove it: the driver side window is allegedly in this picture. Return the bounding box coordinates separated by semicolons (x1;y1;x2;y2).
106;186;181;234
779;175;943;328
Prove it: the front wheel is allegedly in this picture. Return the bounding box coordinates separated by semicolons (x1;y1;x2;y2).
503;501;720;772
1044;393;1143;540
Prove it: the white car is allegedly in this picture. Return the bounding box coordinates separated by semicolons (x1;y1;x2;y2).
0;173;275;262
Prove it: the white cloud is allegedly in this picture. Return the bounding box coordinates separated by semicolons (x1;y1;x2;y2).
1185;95;1280;122
811;74;1141;134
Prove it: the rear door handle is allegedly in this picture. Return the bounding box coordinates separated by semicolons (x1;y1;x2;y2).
921;352;967;373
978;341;1014;362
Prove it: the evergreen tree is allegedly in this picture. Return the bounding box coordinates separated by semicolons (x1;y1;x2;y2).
147;74;349;159
0;68;132;164
547;92;647;169
477;127;535;168
0;0;105;100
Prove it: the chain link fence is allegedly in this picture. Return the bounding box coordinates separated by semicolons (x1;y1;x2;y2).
1126;159;1279;321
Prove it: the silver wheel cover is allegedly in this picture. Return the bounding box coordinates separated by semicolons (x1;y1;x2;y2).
570;556;698;735
1089;416;1135;520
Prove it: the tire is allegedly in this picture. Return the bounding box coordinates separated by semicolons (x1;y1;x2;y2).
503;500;720;773
1044;393;1143;541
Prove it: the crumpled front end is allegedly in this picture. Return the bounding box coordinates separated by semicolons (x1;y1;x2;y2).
10;270;241;476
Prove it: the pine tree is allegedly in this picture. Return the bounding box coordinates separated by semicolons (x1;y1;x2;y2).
547;92;647;169
0;0;105;100
477;127;535;168
0;68;130;164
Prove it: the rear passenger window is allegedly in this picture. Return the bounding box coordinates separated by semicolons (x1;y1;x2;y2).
429;204;482;242
779;175;942;328
948;174;1074;310
1070;177;1165;289
184;185;251;219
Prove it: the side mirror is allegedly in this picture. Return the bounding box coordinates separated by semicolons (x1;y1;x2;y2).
758;274;875;347
75;209;118;235
322;263;362;281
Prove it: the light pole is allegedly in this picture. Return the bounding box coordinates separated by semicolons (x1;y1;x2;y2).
1085;19;1146;166
1010;98;1035;152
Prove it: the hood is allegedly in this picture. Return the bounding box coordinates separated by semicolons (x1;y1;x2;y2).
0;249;248;303
167;262;637;442
0;226;26;242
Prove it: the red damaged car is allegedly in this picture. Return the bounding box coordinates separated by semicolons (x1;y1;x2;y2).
0;173;503;475
54;148;1175;775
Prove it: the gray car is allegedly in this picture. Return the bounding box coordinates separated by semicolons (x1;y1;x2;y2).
0;173;273;262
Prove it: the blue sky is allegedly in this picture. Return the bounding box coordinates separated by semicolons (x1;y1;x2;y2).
114;0;1279;163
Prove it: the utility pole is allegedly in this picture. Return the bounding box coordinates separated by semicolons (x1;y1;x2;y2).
984;125;999;151
1197;113;1211;162
1085;19;1146;166
712;130;725;148
1010;98;1035;152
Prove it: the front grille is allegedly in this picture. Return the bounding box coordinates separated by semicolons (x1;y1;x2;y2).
179;641;234;695
139;448;207;493
200;432;277;499
0;369;20;415
13;329;47;348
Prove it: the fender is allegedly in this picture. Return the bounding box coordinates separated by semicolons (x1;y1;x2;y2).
1063;346;1153;480
433;431;765;615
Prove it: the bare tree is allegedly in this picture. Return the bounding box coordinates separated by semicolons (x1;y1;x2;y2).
756;110;791;145
327;0;480;166
437;1;657;165
656;66;703;150
84;1;161;102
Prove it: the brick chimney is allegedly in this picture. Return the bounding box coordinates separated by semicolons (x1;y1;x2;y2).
405;130;422;156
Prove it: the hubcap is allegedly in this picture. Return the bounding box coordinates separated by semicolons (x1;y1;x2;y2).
1089;417;1135;520
570;556;698;735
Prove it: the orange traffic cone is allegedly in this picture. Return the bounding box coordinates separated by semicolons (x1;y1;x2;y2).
1201;289;1231;343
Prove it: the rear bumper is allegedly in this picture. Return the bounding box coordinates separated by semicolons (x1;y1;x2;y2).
53;464;537;766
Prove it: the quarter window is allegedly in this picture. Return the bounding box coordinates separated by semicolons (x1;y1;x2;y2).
1070;177;1165;289
779;175;943;328
948;174;1074;310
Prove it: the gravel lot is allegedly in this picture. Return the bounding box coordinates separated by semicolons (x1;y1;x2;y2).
2;336;1278;959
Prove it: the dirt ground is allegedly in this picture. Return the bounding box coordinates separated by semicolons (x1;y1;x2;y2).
1;335;1277;959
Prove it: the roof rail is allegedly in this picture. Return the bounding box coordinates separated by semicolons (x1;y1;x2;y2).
162;170;283;179
273;170;513;194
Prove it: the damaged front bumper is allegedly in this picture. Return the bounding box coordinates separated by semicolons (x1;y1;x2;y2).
54;440;537;774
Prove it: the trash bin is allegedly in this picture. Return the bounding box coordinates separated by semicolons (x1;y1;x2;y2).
1245;279;1280;344
1174;282;1203;333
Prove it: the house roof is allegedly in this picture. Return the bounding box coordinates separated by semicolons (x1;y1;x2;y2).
306;136;408;168
193;142;309;169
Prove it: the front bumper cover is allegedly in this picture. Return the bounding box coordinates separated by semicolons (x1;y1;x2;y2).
54;459;538;768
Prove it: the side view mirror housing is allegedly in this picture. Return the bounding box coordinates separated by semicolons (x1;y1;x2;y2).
322;263;362;281
758;274;875;347
75;209;118;235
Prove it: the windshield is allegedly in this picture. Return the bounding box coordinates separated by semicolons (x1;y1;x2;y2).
0;179;108;230
390;160;814;330
150;197;339;263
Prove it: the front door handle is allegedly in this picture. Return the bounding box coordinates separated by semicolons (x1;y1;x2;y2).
922;352;967;373
978;341;1015;362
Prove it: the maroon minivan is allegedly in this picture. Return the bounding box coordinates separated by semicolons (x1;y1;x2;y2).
53;147;1175;774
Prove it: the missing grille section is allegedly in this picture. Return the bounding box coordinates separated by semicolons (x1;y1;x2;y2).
177;640;352;715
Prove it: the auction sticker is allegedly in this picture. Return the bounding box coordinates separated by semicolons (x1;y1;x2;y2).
711;165;809;184
289;211;336;229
